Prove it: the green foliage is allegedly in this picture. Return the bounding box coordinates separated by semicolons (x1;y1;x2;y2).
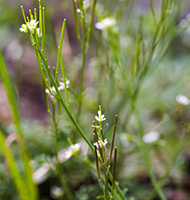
0;0;190;199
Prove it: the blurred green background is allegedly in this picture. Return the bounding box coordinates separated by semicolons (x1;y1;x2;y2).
1;0;190;199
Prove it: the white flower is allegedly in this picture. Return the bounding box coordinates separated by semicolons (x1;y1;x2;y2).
93;139;107;156
93;141;99;149
45;86;57;100
19;19;39;35
76;8;81;13
176;95;190;106
95;110;106;123
143;131;160;143
95;18;117;30
93;139;107;149
65;143;81;159
19;24;28;33
45;82;69;100
28;20;38;34
69;143;81;152
98;138;107;148
45;86;56;94
58;80;70;90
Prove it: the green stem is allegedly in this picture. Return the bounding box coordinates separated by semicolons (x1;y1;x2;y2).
77;42;86;119
52;104;72;200
33;38;94;152
86;0;97;50
94;145;105;193
150;0;157;25
77;151;125;199
108;171;126;200
77;0;97;118
72;0;82;44
60;58;70;111
102;163;109;200
55;19;66;82
111;147;117;199
42;7;47;60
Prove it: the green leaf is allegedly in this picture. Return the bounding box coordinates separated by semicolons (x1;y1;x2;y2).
104;123;108;138
106;124;115;140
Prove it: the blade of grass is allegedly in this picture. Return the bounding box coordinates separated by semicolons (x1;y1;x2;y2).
0;130;30;200
0;51;22;137
55;19;66;82
0;51;38;200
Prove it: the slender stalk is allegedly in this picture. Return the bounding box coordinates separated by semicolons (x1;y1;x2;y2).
104;164;110;200
60;58;70;111
42;7;47;59
72;0;82;44
150;0;157;24
52;104;72;200
86;0;97;50
110;147;117;199
108;171;126;200
37;48;95;152
32;36;94;151
77;42;86;119
78;152;125;200
0;131;30;200
55;19;66;82
76;0;97;119
39;0;43;50
109;115;117;164
94;145;105;192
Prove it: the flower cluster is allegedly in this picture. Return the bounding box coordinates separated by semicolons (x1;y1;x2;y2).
95;17;117;30
93;138;108;156
58;80;70;91
20;19;42;37
45;80;70;100
92;107;118;197
93;106;108;156
95;109;106;123
65;143;81;159
94;138;107;149
45;86;57;101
